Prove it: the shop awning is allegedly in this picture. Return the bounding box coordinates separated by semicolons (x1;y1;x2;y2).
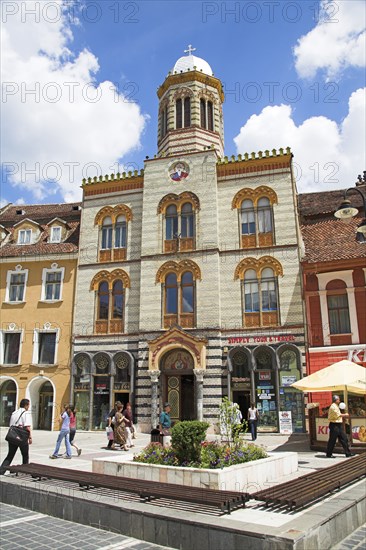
291;360;366;395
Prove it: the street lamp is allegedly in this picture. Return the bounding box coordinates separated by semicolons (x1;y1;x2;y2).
334;173;366;235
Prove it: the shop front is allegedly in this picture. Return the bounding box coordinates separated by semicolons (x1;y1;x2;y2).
228;341;305;433
72;350;135;431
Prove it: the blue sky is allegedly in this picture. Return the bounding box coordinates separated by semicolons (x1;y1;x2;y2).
1;0;365;205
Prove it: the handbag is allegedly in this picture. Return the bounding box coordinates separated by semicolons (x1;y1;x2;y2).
5;410;29;445
106;426;114;441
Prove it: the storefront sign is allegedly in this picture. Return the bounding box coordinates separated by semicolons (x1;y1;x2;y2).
279;411;293;434
228;335;296;345
315;418;329;441
258;372;271;381
94;383;108;395
281;375;297;387
74;383;90;391
114;382;130;391
348;347;366;363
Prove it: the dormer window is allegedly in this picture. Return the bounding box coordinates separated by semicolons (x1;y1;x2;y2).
50;226;62;243
18;229;32;245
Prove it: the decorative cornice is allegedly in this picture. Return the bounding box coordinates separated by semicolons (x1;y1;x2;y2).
232;186;278;209
234;256;284;280
90;268;131;290
217;149;292;178
156;259;202;283
157;71;224;102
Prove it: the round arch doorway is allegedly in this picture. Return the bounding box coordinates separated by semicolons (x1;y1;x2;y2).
0;380;17;426
160;349;195;423
38;381;54;430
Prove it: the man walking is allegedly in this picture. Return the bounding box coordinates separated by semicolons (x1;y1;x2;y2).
326;395;355;458
0;398;32;475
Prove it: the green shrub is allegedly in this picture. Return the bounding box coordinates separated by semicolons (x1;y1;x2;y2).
171;421;209;464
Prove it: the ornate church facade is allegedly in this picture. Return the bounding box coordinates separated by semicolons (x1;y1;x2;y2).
72;50;306;433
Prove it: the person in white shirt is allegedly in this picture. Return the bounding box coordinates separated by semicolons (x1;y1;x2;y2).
248;402;259;441
0;399;32;475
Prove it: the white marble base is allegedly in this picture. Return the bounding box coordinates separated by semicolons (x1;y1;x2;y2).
92;451;298;492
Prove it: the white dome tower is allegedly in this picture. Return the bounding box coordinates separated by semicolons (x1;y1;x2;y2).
157;46;224;157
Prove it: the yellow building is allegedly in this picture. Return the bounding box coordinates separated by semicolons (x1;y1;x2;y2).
0;203;80;430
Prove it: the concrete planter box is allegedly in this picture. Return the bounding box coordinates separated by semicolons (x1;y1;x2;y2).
93;451;298;492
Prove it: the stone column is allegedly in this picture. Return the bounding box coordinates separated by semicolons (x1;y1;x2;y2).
194;369;205;422
148;370;160;430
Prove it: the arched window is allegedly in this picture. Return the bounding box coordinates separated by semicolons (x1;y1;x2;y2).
261;268;277;312
115;215;127;249
112;280;124;320
184;97;191;127
326;281;351;335
244;270;259;312
161;106;168;138
258;197;273;234
181;203;194;238
163;270;197;328
165;273;178;315
96;206;132;262
241;200;255;236
207;101;214;131
165;205;178;241
98;282;109;320
181;271;194;313
101;217;112;250
233;187;277;248
200;98;206;128
176;99;182;129
232;350;250;379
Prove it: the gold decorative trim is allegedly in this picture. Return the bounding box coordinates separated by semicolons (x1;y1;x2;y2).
234;256;283;280
232;186;278;209
157;191;200;214
90;268;131;290
94;204;133;225
148;326;207;371
156;259;201;283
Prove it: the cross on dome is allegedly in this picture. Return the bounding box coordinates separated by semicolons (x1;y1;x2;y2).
184;44;196;55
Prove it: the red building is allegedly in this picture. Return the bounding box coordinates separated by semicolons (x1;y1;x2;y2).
300;181;366;413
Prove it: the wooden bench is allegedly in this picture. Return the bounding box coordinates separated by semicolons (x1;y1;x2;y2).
8;463;249;515
252;454;366;510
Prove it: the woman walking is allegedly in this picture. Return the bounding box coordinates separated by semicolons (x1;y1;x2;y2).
123;402;134;448
50;405;72;459
111;403;128;451
69;405;82;456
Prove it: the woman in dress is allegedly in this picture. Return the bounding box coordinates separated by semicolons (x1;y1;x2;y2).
112;403;128;451
122;402;134;448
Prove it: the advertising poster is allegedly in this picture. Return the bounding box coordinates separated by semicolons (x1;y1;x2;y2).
351;418;366;444
279;411;292;434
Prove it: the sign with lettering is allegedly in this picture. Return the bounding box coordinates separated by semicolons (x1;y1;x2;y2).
279;411;293;434
258;372;271;381
281;375;297;387
348;347;366;364
114;382;130;391
228;335;296;345
74;383;90;391
315;418;329;441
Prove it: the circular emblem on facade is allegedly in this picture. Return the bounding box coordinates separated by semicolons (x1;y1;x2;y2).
169;161;189;182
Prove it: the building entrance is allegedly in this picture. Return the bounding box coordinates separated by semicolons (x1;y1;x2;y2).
38;381;53;430
232;390;251;422
0;380;17;427
161;349;195;423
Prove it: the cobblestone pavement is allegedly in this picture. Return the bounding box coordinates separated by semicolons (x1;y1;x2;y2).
0;503;173;550
334;523;366;549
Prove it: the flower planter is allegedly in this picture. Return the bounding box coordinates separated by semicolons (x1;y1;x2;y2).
92;451;298;492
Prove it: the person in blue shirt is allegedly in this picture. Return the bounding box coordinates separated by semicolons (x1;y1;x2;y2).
159;402;172;446
49;405;72;459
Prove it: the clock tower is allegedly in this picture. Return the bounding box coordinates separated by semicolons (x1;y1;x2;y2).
157;46;224;157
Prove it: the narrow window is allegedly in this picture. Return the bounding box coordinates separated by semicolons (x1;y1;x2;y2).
45;271;62;300
200;98;206;129
327;294;351;334
18;229;32;244
114;215;127;248
165;273;178;314
165;205;178;240
184;97;191;127
261;268;277;311
241;200;255;235
4;333;21;364
50;226;61;243
98;281;109;320
9;273;25;302
181;203;194;238
176;99;182;129
38;333;56;364
257;197;272;233
207;101;214;131
244;270;259;312
112;280;123;319
181;271;194;313
101;217;113;249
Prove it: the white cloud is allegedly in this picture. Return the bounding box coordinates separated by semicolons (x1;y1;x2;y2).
294;0;366;79
233;88;366;193
1;0;147;202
